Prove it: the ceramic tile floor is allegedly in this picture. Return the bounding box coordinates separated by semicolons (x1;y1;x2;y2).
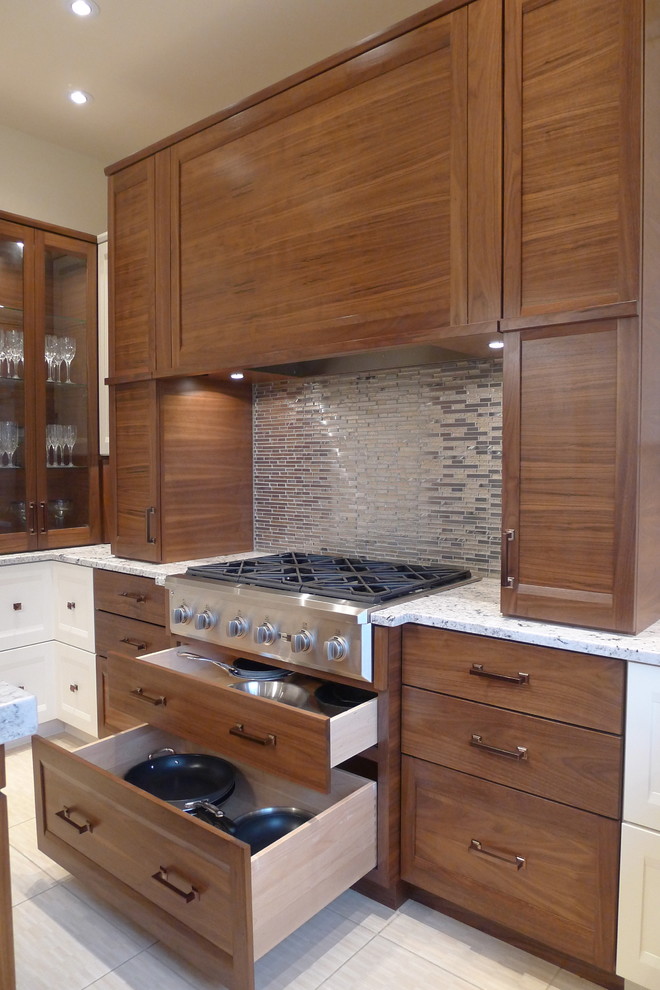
6;734;605;990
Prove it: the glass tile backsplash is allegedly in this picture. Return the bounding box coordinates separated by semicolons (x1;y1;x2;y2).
253;357;502;577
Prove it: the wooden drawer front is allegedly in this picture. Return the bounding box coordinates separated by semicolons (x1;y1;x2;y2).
402;688;622;818
401;757;619;971
94;569;167;625
403;626;624;733
33;728;376;974
95;611;172;660
106;653;377;792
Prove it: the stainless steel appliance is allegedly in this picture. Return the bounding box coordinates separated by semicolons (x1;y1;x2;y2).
166;552;474;682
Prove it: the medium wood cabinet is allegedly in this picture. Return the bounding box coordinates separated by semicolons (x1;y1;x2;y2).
110;377;253;562
0;214;100;552
401;626;624;978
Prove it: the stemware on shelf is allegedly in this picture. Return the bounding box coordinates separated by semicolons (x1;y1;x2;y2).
64;424;77;466
6;330;23;379
45;335;57;381
0;421;19;467
0;330;7;378
62;336;76;383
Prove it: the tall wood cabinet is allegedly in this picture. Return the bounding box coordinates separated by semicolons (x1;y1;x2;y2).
0;213;100;552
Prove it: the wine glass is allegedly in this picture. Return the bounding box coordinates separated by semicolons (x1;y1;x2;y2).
45;335;57;382
64;424;77;466
0;330;7;378
1;421;18;467
6;330;21;379
49;498;72;528
46;423;58;466
62;336;76;383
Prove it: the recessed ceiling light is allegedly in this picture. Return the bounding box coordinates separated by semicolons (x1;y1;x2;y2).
230;372;245;380
69;0;99;16
69;89;93;105
488;339;504;350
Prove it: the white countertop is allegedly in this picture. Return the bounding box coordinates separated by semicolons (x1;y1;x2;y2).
371;578;660;665
0;683;38;746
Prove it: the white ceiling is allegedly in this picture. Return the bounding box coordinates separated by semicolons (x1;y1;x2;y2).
2;0;435;167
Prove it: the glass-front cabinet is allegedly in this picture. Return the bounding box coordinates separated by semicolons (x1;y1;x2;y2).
0;215;99;552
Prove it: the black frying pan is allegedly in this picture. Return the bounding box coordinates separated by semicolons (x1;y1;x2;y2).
124;750;236;809
193;803;314;853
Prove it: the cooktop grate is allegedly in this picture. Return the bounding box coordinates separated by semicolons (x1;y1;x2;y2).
186;552;472;605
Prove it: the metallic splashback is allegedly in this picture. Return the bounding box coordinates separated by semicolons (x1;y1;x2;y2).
252;358;502;578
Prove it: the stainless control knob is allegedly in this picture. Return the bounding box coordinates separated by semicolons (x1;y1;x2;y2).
290;629;313;654
325;635;349;662
227;616;248;638
255;621;277;646
194;609;217;631
172;604;194;625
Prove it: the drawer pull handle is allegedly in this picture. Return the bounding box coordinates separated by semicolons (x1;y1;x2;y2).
66;601;76;610
119;591;147;604
130;687;166;706
56;806;93;835
470;734;528;761
469;838;525;870
469;664;530;686
229;723;276;747
151;866;199;903
121;637;148;651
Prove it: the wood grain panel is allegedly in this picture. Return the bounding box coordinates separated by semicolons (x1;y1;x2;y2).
93;569;168;626
503;0;641;317
95;611;171;661
401;757;619;971
111;381;160;562
402;626;625;733
402;688;622;818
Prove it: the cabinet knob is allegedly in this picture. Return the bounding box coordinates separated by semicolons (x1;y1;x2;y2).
69;683;79;693
12;602;22;611
67;601;76;610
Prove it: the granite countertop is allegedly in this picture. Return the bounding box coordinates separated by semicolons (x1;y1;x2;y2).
371;578;660;666
0;683;38;746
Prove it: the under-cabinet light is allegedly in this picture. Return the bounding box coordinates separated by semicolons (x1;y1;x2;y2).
488;340;504;350
230;372;245;380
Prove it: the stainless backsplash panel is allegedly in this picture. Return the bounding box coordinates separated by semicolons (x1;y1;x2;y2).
253;358;502;577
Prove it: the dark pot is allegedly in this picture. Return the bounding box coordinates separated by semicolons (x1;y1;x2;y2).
124;750;236;809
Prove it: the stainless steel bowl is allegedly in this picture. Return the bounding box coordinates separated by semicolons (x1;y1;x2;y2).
230;680;309;708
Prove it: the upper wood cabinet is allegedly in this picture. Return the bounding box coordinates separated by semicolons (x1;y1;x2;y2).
503;0;641;319
107;0;502;377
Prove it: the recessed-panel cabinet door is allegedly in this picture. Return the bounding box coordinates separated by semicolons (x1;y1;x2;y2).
503;0;641;318
501;319;639;631
111;381;160;562
168;0;501;372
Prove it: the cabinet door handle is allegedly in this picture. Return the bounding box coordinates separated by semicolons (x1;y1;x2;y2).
145;506;157;545
69;683;79;693
501;528;515;589
119;591;146;604
28;501;37;534
12;602;22;611
470;734;528;761
469;838;525;870
39;501;48;533
151;866;199;903
121;637;148;651
130;687;166;706
55;806;93;834
66;601;76;610
229;723;276;747
469;664;530;686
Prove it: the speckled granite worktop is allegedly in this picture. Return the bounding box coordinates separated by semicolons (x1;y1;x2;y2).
371;578;660;666
0;683;37;745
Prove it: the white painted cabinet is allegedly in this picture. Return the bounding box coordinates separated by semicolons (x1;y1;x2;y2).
0;563;53;651
0;642;57;723
54;642;97;736
52;562;95;653
618;662;660;989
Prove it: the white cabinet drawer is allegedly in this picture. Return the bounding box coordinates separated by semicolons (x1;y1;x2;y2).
0;642;56;723
33;725;376;989
0;563;53;650
55;643;97;736
53;563;95;652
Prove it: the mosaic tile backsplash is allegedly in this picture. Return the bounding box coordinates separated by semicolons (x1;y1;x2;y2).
253;358;503;577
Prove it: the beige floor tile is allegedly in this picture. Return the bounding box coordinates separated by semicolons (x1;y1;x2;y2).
13;883;145;990
547;970;604;990
9;817;72;881
9;844;57;906
60;876;158;950
326;887;397;934
380;900;558;990
319;933;481;990
5;746;37;827
83;947;202;989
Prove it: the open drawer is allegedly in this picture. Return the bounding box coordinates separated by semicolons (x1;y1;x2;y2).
106;649;378;791
33;726;377;990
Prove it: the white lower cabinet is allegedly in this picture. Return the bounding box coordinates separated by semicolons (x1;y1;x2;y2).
54;643;98;736
52;563;96;654
0;642;57;723
0;563;54;651
618;662;660;989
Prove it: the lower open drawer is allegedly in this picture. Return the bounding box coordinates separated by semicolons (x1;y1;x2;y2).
33;726;377;990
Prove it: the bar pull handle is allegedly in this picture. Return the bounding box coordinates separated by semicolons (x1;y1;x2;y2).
56;806;93;835
229;723;276;747
470;733;528;761
121;637;148;651
151;867;199;903
469;838;525;870
28;501;37;534
130;687;166;706
39;501;48;534
120;591;146;603
145;506;157;545
469;664;530;686
501;528;515;589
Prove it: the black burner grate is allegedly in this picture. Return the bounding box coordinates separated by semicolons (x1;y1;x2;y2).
186;552;471;605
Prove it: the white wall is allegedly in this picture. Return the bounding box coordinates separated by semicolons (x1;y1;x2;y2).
0;123;106;235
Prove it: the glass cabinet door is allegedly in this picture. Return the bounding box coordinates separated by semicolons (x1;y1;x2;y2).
36;232;98;548
0;220;33;551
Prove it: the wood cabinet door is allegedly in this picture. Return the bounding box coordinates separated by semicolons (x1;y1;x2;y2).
501;318;639;631
503;0;641;318
111;381;161;562
108;155;170;377
167;0;501;373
